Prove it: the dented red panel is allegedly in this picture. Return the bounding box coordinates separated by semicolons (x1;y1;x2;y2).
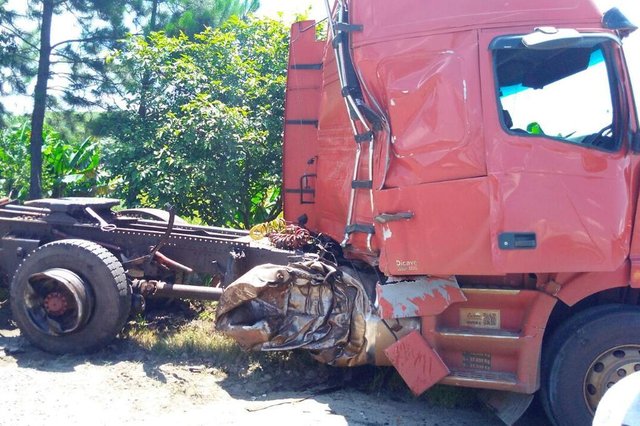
315;127;361;241
376;177;495;276
384;331;450;395
354;30;486;188
376;276;467;319
555;262;631;306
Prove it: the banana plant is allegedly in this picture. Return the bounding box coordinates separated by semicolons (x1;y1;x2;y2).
0;120;102;200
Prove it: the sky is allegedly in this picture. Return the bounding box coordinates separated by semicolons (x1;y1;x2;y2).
2;0;639;114
255;0;326;22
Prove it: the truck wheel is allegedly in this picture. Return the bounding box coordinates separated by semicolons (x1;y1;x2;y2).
542;305;640;426
539;304;627;426
10;239;131;354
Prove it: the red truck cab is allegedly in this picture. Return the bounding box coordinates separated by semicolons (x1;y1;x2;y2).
282;1;639;424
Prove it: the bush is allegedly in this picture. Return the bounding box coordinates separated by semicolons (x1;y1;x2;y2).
0;119;102;199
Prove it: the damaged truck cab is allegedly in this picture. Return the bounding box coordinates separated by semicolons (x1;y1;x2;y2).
278;0;640;424
1;1;639;426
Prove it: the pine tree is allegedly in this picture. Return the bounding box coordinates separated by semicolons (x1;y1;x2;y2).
19;0;134;198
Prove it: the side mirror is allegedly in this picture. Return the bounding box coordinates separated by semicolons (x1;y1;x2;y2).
603;8;638;39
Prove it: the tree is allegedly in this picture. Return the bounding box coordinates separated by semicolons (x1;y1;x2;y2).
136;0;260;36
136;0;260;117
163;0;259;37
0;2;35;121
2;0;261;198
0;1;136;197
105;16;288;228
23;0;140;199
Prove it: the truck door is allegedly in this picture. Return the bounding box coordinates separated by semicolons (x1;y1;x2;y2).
479;29;634;273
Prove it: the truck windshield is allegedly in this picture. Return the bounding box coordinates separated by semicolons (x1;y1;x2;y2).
495;43;618;151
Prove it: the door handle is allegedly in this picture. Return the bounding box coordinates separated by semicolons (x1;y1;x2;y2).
374;212;414;224
498;232;537;250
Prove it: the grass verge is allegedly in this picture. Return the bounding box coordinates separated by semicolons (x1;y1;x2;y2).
122;300;320;379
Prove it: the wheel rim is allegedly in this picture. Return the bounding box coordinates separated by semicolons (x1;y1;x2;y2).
24;268;94;336
584;344;640;413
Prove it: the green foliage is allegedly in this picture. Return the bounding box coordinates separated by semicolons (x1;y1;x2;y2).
0;121;30;199
0;3;35;118
3;0;138;110
106;16;288;228
42;132;101;198
0;119;102;199
163;0;260;37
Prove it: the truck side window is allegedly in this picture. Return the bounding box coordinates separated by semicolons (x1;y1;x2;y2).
494;43;619;151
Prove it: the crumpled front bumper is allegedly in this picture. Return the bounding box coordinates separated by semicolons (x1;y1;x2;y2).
216;260;372;366
216;260;466;370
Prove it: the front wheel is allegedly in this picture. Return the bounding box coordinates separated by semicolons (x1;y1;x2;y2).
10;239;131;353
542;305;640;426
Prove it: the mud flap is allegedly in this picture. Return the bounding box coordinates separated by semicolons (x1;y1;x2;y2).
478;390;534;426
378;276;466;394
384;331;450;395
216;260;372;366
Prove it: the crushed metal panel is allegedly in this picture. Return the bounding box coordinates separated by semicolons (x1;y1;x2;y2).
216;260;372;367
384;330;449;395
376;276;467;319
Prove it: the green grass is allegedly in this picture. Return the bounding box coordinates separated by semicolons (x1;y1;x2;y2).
122;301;319;379
127;318;243;359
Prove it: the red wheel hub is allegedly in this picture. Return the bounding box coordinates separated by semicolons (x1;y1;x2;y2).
43;291;69;316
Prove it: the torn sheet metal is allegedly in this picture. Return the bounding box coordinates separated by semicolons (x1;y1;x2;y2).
376;276;466;319
216;260;373;367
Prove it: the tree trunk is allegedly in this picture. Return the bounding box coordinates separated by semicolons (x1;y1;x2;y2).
29;0;54;200
138;0;159;118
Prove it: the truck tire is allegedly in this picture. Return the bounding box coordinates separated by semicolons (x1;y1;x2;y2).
539;304;628;426
541;305;640;426
10;239;131;354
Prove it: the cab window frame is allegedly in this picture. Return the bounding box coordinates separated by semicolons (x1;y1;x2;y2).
490;33;624;153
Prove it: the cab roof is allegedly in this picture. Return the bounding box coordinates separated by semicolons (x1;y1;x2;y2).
351;0;603;47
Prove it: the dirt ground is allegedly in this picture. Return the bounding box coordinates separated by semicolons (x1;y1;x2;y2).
0;302;549;426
